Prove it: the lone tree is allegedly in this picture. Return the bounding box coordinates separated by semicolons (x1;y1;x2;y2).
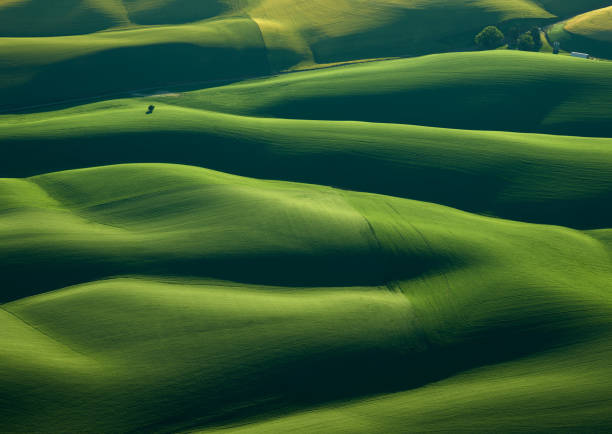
475;26;505;50
517;33;535;51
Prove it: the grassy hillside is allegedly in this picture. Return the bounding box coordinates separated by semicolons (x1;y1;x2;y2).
2;1;612;432
565;5;612;41
0;17;272;112
2;95;612;229
0;0;233;36
239;0;554;66
196;335;612;433
240;0;607;66
0;0;127;37
547;6;612;59
161;50;612;137
1;163;611;432
2;0;610;111
2;0;606;39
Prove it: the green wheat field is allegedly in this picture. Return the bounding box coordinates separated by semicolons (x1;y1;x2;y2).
1;1;612;432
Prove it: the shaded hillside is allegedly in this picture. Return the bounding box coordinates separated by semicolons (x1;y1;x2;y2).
1;163;611;432
2;1;612;433
165;51;612;137
2;94;612;228
1;0;610;111
547;6;612;59
0;18;271;112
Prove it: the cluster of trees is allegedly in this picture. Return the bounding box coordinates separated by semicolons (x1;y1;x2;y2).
475;26;543;52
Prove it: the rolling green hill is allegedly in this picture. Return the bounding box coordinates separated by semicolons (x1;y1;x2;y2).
2;0;611;111
2;163;611;432
2;89;612;228
0;0;232;36
3;0;606;39
239;0;608;66
565;5;612;41
0;17;272;112
2;1;612;432
547;6;612;59
162;50;612;137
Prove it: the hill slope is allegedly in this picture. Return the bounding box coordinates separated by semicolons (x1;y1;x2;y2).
0;17;272;112
547;6;612;59
240;0;607;66
1;163;611;432
165;50;612;137
2;94;612;228
2;0;611;111
2;2;612;432
0;0;232;36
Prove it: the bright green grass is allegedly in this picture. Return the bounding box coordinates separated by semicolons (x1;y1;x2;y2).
239;0;555;66
162;50;612;137
536;0;612;20
2;3;612;432
564;6;612;42
2;93;612;229
1;0;610;110
547;7;612;60
196;336;612;433
1;163;611;432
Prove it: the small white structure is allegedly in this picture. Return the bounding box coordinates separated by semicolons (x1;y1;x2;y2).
571;52;590;59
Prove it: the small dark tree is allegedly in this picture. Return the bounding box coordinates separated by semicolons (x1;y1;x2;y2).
553;41;560;54
475;26;505;50
529;27;543;51
506;26;521;49
517;33;535;51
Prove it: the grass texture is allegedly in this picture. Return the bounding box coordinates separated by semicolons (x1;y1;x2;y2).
1;163;611;432
161;50;612;137
547;6;612;59
0;17;271;111
2;69;612;228
2;1;612;432
1;0;611;110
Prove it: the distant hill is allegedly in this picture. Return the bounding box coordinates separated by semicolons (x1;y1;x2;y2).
2;60;612;228
0;18;272;112
167;51;612;137
547;6;612;59
1;0;611;110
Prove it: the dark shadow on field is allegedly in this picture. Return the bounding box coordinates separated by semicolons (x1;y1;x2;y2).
0;232;455;303
3;248;606;432
5;276;605;434
0;0;118;37
125;0;228;26
3;129;611;229
557;31;612;60
164;316;605;434
309;6;476;63
11;274;601;434
537;0;612;19
309;7;552;64
241;76;612;137
0;42;271;113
